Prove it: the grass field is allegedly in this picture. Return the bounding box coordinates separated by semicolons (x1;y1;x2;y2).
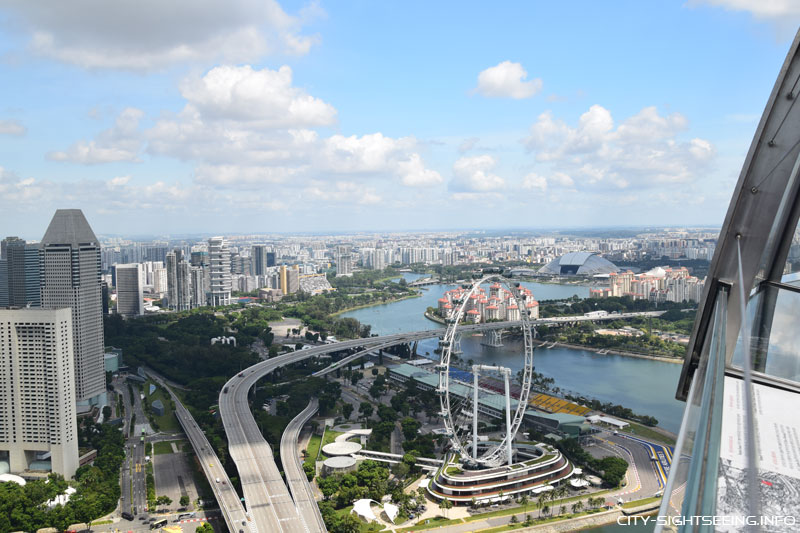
618;422;676;446
622;496;661;509
304;434;322;469
153;440;183;455
397;516;463;532
143;380;181;433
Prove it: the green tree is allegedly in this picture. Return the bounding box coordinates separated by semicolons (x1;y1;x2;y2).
440;497;452;518
359;402;373;420
341;403;354;420
196;523;214;533
180;495;190;507
400;417;421;440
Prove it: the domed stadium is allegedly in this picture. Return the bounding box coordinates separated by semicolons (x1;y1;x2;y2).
538;252;619;276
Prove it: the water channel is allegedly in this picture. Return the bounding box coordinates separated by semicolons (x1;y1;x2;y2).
340;273;686;434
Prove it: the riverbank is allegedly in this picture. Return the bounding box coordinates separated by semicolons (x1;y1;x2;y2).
329;291;423;318
533;340;683;365
423;311;682;365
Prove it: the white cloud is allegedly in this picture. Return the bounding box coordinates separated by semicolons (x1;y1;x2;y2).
304;180;383;205
550;172;575;188
0;119;26;136
48;65;442;209
475;61;542;99
0;0;319;70
179;65;336;127
524;104;714;190
688;1;800;38
450;155;505;192
521;173;547;192
397;154;443;187
0;167;47;205
47;107;144;163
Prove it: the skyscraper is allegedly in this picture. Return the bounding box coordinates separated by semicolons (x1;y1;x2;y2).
252;245;268;276
208;237;231;306
0;308;79;478
166;250;192;311
0;238;40;308
115;264;144;317
40;209;105;405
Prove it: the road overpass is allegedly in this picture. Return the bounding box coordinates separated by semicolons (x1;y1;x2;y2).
145;372;251;533
280;399;327;533
218;310;665;532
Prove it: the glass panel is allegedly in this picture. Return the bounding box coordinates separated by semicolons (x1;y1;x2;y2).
731;283;800;384
783;217;800;278
656;286;727;532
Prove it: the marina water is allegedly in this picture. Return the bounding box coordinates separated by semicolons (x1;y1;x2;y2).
340;273;685;434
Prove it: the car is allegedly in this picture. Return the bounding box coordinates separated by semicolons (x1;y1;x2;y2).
209;463;214;467
239;372;244;377
223;480;227;485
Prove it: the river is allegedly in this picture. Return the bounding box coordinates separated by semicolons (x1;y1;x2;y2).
340;273;685;434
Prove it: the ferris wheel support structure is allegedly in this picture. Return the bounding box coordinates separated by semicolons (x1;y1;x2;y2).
437;275;535;468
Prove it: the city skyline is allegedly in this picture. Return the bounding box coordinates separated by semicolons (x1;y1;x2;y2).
1;2;799;235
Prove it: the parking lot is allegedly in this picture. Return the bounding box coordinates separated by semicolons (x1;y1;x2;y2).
152;441;200;512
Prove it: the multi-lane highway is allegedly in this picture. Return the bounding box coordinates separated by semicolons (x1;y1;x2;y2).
221;368;310;533
280;399;327;533
218;312;664;533
145;372;251;533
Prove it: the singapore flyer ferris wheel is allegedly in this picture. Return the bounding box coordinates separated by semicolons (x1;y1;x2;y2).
436;275;535;468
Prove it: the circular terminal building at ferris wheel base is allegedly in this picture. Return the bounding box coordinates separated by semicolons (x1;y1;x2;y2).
426;443;575;505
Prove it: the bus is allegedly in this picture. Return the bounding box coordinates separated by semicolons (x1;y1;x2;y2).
150;518;168;529
140;436;144;443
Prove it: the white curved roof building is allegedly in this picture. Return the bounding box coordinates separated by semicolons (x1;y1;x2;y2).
538;252;619;276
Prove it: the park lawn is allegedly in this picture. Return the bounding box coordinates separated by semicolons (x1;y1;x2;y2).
396;516;464;532
622;496;661;509
305;435;322;464
144;381;181;433
153;440;183;455
618;422;676;446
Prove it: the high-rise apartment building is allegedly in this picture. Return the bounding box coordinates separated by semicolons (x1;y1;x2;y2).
190;266;206;308
40;209;105;405
152;266;168;294
0;308;79;478
336;245;352;277
208;237;231;306
115;264;144;317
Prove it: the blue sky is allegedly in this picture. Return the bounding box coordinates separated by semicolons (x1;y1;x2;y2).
0;0;798;238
